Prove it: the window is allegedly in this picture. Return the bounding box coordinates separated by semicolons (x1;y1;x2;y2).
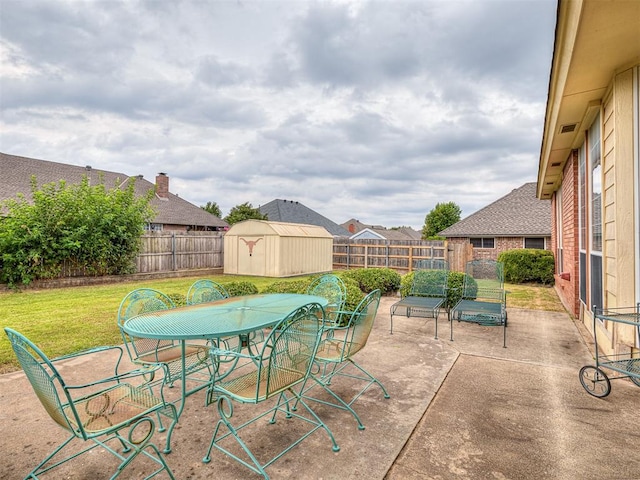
470;238;494;248
589;114;603;312
145;223;163;231
578;144;587;303
524;238;545;249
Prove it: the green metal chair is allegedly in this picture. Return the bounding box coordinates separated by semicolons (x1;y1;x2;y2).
390;259;449;338
117;288;211;389
304;289;390;430
186;279;230;305
4;327;176;479
185;279;244;362
450;259;508;347
306;274;347;327
203;302;339;479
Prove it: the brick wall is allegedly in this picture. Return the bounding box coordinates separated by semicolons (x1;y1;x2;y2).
553;151;580;317
447;236;552;262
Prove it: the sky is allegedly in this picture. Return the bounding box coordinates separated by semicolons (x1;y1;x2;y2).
0;0;557;230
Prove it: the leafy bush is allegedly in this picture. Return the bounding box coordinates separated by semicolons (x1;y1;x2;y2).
224;281;259;296
339;268;401;295
399;270;471;309
0;175;154;287
498;249;555;285
261;279;310;294
167;293;186;307
341;276;365;312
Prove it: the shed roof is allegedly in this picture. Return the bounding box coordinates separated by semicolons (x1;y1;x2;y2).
225;220;333;238
439;182;551;237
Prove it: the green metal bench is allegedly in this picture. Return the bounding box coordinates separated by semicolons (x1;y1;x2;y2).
390;259;449;338
450;259;507;347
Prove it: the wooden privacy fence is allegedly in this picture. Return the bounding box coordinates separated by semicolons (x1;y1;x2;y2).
134;234;473;275
332;238;472;273
136;232;224;273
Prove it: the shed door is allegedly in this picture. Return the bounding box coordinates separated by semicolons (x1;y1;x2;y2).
237;236;265;275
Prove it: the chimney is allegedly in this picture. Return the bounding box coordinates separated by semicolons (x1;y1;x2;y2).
156;172;169;199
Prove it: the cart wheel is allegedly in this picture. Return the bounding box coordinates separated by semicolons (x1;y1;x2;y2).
579;366;611;398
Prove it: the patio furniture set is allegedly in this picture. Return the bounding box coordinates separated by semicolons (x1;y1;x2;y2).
390;259;508;348
5;274;390;479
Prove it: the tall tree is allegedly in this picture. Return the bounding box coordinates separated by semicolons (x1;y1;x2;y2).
422;201;462;239
201;201;222;218
224;202;267;225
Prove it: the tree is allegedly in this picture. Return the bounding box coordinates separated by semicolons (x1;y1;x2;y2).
422;201;461;239
223;202;267;225
201;201;222;218
0;175;155;287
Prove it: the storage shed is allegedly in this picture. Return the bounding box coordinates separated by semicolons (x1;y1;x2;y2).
224;220;333;277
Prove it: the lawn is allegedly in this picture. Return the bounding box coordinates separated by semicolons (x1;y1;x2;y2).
0;274;566;373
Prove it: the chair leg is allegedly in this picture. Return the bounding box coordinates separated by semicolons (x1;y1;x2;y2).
203;390;339;479
306;374;366;430
303;359;390;430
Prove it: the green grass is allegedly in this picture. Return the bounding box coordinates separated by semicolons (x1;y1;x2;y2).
0;275;566;374
0;274;311;374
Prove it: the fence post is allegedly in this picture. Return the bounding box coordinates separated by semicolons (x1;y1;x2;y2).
172;232;176;271
408;245;414;272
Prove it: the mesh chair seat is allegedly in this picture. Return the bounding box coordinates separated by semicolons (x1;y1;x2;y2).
64;383;171;434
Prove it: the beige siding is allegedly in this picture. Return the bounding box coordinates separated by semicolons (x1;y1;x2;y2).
612;68;638;348
596;67;638;355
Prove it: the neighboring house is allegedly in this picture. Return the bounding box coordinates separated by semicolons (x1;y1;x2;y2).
537;1;639;356
439;182;551;261
341;218;422;241
0;152;228;231
259;199;350;237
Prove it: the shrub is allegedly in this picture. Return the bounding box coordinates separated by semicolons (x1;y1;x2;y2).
341;276;365;313
167;293;186;307
400;270;471;309
261;279;310;294
224;281;259;296
0;175;154;288
339;268;401;295
498;249;555;285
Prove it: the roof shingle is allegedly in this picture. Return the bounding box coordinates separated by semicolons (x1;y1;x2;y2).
439;183;551;237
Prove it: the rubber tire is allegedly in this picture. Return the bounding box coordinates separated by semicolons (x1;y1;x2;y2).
579;365;611;398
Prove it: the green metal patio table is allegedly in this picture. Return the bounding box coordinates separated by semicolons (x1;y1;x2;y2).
122;293;328;451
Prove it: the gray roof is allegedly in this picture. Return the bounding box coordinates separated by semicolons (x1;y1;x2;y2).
439;182;551;237
259;199;350;236
350;227;419;241
0;152;228;229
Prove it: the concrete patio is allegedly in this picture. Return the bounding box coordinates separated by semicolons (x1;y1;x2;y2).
1;297;638;479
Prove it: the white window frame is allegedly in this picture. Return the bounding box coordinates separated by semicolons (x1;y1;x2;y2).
587;112;604;318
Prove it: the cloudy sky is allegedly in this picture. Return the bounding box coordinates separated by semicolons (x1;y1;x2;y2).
0;0;557;230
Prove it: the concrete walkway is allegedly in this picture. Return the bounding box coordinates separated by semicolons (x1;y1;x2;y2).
1;297;638;479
